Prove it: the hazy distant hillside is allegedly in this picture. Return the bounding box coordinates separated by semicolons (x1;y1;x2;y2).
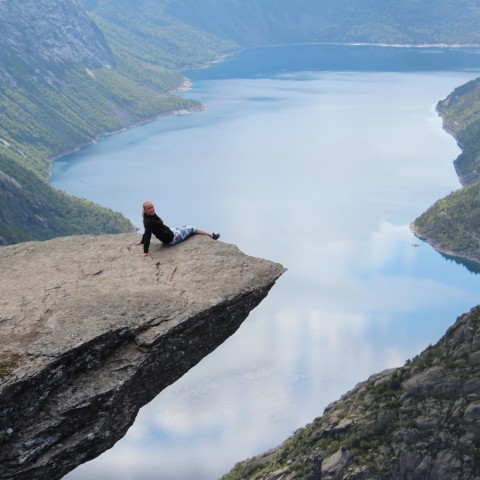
78;0;236;69
80;0;480;63
166;0;480;46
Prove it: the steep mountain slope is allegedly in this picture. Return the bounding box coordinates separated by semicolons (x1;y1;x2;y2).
223;306;480;479
78;0;237;70
437;77;480;186
0;149;131;245
0;0;114;73
0;0;210;244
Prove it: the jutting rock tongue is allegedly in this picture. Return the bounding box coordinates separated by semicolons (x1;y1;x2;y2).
0;232;285;480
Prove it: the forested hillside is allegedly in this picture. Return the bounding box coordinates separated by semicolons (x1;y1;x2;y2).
437;77;480;186
81;0;480;53
413;182;480;264
165;0;480;46
0;149;131;245
412;78;480;264
4;0;480;244
78;0;236;69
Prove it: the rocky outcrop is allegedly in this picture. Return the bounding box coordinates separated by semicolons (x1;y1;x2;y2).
0;233;285;480
0;0;114;75
223;306;480;480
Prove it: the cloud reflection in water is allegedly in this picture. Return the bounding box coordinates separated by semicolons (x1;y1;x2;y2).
60;68;480;480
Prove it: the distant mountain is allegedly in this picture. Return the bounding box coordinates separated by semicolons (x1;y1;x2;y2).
166;0;480;46
78;0;236;70
4;0;480;244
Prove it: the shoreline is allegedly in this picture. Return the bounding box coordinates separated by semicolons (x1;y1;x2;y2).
410;224;480;265
51;41;480;171
411;90;480;267
225;41;480;57
49;78;205;178
50;43;480;265
180;41;480;73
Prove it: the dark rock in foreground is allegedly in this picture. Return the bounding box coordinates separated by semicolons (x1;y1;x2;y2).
223;306;480;480
0;233;285;480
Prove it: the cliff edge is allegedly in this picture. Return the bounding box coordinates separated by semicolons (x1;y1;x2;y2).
0;233;285;480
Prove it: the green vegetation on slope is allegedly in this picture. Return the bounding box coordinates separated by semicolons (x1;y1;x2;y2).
0;148;132;244
437;77;480;185
413;181;480;261
413;77;480;262
0;60;201;179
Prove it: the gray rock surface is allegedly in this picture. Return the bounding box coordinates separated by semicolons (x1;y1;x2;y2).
0;232;285;480
222;307;480;480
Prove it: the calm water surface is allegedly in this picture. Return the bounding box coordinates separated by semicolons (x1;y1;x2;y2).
56;45;480;480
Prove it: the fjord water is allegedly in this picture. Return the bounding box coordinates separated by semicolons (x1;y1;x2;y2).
56;45;480;480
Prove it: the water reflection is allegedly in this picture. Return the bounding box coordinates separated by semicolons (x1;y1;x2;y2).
440;252;480;275
58;53;480;480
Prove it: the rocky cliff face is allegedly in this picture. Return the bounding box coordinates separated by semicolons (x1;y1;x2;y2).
0;233;285;480
0;0;114;78
223;307;480;480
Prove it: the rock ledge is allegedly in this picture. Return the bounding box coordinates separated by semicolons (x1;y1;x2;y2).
0;233;285;480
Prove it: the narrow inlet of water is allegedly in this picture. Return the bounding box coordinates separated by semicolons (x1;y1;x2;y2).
54;46;480;480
